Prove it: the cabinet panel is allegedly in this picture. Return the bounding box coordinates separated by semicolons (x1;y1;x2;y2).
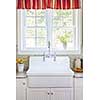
74;78;83;88
16;78;27;87
16;78;27;100
74;77;83;100
28;76;73;88
27;88;50;100
75;88;83;100
51;88;73;100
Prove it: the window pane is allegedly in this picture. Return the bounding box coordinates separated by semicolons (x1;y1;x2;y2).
52;28;63;50
36;17;46;26
26;17;35;26
36;10;45;16
52;10;74;51
53;10;72;17
53;10;73;27
25;28;35;37
62;17;73;27
23;9;77;52
26;10;35;16
53;10;63;16
37;28;47;37
25;38;35;48
52;28;74;50
53;17;62;27
37;38;47;48
61;10;73;17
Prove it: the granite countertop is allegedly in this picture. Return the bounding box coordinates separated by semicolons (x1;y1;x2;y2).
16;72;83;78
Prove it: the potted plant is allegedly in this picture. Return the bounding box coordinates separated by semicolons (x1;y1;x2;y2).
16;58;25;72
58;32;72;49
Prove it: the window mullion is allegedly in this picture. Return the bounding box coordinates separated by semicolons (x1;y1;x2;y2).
75;9;79;51
46;9;53;51
72;10;77;51
35;10;37;48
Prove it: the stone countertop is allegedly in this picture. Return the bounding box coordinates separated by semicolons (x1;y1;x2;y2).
16;72;27;78
74;73;83;78
26;73;74;77
16;71;83;78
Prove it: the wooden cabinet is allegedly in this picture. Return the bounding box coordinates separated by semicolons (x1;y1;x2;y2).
16;75;83;100
27;88;50;100
27;88;73;100
16;74;83;100
51;88;73;100
16;78;27;100
27;76;73;100
74;77;83;100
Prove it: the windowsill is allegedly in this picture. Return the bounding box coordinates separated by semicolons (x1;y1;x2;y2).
17;50;82;56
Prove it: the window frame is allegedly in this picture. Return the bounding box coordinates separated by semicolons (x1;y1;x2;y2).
17;9;82;55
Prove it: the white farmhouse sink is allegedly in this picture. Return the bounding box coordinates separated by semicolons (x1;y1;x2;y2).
27;56;74;76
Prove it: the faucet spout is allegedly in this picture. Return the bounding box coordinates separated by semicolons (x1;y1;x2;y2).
48;41;50;57
43;41;56;61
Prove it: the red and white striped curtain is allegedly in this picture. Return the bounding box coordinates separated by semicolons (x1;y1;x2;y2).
17;0;81;9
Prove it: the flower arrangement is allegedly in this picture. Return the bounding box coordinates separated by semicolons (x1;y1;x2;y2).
16;58;25;72
58;32;72;49
58;32;71;45
16;58;25;64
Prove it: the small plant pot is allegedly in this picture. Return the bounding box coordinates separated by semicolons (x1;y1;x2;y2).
18;64;24;72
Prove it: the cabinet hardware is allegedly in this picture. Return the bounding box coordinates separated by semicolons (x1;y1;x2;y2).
47;93;50;95
51;93;53;95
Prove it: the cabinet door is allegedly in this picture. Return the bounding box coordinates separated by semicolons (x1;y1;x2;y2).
74;77;83;100
16;78;27;100
51;88;73;100
27;88;50;100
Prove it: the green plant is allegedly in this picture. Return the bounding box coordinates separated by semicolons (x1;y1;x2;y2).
58;32;71;45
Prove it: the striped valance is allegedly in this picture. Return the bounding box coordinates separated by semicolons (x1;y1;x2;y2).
17;0;81;9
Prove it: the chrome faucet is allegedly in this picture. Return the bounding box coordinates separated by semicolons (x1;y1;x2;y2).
43;51;56;61
48;41;50;58
43;41;56;61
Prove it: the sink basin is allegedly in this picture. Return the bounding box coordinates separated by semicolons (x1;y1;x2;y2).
27;56;73;76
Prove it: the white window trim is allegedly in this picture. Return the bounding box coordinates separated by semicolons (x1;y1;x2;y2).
17;9;82;55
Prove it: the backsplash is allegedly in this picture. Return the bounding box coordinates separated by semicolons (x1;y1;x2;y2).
16;54;82;72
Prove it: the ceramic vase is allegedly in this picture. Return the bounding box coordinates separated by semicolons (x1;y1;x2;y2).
18;64;24;72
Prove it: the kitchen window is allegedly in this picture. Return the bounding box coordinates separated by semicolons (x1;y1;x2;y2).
17;8;82;55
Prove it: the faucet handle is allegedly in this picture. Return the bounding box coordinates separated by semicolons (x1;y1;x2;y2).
43;52;45;61
48;41;50;49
